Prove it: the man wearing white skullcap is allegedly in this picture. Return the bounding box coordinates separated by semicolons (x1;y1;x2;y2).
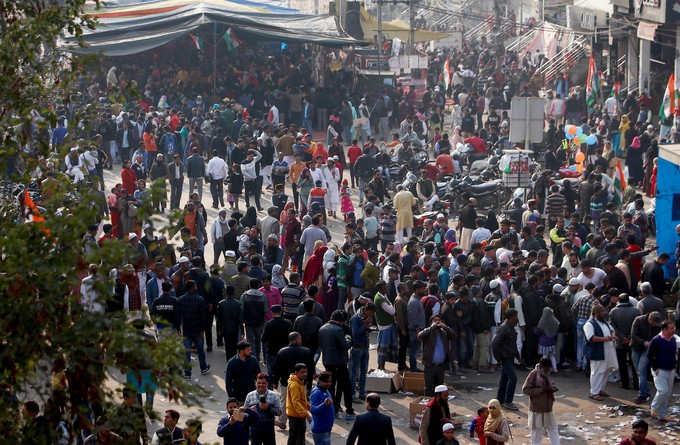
419;384;453;445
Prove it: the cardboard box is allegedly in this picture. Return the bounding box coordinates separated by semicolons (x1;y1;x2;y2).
364;369;404;393
409;396;430;429
391;372;403;392
365;369;393;393
402;371;425;395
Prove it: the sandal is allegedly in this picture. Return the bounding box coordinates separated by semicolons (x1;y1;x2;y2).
589;394;603;401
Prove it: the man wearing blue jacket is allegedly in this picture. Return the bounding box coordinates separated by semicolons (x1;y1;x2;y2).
216;397;259;445
310;371;335;445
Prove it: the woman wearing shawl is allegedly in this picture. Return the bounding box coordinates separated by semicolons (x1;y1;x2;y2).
297;168;314;216
279;201;295;247
321;261;338;320
322;248;337;281
322;158;341;218
626;136;644;186
536;307;560;372
271;264;288;289
312;141;329;163
451;125;463;147
242;206;258;228
444;229;457;254
522;358;559;445
619;114;631;147
303;244;328;288
483;399;510;445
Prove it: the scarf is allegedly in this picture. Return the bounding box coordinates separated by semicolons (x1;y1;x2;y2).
303;245;328;286
271;265;287;289
323;249;337;281
537;306;560;338
214;210;228;238
184;210;197;235
484;399;504;434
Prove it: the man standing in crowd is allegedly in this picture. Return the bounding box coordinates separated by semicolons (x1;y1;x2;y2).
648;320;680;421
584;304;618;401
226;341;260;404
418;314;455;396
419;385;452;445
286;363;311;445
244;373;281;445
310;371;335;445
492;309;520;411
346;393;396;445
522;358;560;445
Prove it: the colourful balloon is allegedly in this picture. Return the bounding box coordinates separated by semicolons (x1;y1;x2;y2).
567;125;578;135
575;126;583;136
564;127;574;139
577;134;587;144
575;152;585;163
585;134;598;145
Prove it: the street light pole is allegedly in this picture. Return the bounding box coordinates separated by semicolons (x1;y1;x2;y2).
378;0;383;78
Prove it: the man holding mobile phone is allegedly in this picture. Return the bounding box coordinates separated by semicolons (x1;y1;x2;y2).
244;373;282;445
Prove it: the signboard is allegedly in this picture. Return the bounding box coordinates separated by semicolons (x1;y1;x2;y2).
430;32;463;50
509;97;545;144
637;21;658;40
500;153;531;187
388;55;429;72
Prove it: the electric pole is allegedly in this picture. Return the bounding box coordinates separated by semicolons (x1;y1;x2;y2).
378;0;383;77
409;0;415;55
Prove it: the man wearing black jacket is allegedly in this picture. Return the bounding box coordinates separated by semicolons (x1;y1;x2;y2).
261;305;292;383
521;276;544;367
186;146;205;200
168;154;184;210
150;281;179;332
188;257;213;351
492;309;520;410
177;280;210;379
208;266;225;347
216;285;242;361
469;285;492;372
273;332;314;428
346;394;396;445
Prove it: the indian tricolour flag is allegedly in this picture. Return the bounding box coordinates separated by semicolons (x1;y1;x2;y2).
585;53;599;107
442;57;451;91
189;33;202;51
223;27;243;52
659;73;676;122
614;160;627;206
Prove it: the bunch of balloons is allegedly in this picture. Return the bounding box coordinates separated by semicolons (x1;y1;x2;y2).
565;125;598;145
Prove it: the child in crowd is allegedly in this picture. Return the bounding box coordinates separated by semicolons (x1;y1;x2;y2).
227;163;243;210
341;179;354;221
469;406;488;445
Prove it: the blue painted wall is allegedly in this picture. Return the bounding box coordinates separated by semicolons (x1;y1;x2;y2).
656;156;680;278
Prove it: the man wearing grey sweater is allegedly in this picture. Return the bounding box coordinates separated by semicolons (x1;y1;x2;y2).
407;281;427;372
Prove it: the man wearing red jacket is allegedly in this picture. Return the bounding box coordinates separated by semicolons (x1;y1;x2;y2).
347;139;363;188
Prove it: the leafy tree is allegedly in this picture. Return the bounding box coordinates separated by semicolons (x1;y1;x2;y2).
0;1;210;443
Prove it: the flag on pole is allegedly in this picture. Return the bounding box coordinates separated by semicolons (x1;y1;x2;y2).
613;160;627;206
189;33;202;51
610;81;620;99
223;27;243;52
659;73;676;122
442;57;451;91
585;53;600;107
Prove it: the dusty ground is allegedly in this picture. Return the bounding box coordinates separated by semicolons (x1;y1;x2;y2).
108;342;680;445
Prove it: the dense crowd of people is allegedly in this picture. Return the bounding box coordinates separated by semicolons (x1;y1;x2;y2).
13;28;680;445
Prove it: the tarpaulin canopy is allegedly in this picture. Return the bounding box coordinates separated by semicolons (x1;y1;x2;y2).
57;0;363;56
359;7;448;43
